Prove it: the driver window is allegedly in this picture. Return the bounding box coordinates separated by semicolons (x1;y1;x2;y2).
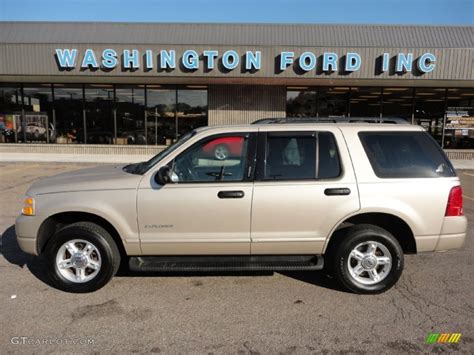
170;135;249;183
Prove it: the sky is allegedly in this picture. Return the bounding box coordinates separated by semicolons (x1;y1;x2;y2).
0;0;473;25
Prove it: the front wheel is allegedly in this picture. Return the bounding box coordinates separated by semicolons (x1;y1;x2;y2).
45;222;121;293
333;224;404;294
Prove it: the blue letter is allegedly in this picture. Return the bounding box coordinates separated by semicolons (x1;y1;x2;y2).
381;53;390;72
417;53;436;73
280;52;294;71
160;50;176;69
222;50;239;70
245;51;261;70
145;50;153;70
123;49;139;69
183;50;199;70
203;50;218;69
55;48;77;68
102;49;117;69
345;52;361;71
81;49;99;69
299;52;316;71
323;52;338;71
396;53;413;72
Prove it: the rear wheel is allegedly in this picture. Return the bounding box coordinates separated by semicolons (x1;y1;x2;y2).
45;222;120;293
333;224;404;294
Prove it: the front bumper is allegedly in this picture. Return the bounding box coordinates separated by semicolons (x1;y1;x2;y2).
15;214;42;255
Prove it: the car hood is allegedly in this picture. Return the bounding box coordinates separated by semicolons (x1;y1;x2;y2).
27;164;143;195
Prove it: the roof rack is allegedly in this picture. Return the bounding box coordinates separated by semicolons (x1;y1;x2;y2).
252;117;409;125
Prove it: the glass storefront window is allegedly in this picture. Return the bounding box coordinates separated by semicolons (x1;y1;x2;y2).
177;89;207;138
350;87;381;117
146;87;176;145
0;84;22;143
84;85;115;145
382;87;414;121
115;86;146;145
318;87;349;117
414;88;446;145
53;85;84;144
444;88;474;149
286;90;317;117
22;85;54;143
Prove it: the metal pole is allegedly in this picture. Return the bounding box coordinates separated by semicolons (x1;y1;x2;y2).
20;84;26;143
144;86;148;145
175;88;178;140
113;85;117;143
52;84;56;144
82;85;87;144
379;87;384;121
441;88;448;148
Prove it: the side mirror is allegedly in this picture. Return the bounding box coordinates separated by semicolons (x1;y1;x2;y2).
155;166;172;185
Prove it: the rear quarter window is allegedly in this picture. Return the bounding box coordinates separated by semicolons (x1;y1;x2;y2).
358;131;456;178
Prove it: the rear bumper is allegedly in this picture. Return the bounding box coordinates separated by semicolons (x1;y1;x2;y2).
435;215;468;251
415;216;467;252
435;232;466;251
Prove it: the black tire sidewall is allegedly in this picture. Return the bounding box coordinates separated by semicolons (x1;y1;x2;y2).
335;226;404;294
45;223;119;293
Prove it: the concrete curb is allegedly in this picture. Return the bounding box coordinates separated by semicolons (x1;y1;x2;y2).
1;153;473;169
0;153;153;164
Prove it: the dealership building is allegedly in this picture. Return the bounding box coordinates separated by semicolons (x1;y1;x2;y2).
0;22;473;157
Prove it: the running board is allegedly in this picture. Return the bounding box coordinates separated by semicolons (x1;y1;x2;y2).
129;255;324;272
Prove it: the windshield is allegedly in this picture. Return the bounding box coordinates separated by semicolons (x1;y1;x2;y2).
124;131;196;175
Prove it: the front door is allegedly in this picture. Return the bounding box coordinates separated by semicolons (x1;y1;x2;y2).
137;132;256;255
250;129;360;254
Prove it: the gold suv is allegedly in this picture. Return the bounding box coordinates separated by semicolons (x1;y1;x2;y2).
16;118;467;294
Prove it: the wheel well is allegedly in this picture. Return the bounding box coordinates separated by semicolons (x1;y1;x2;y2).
37;212;127;259
325;213;417;257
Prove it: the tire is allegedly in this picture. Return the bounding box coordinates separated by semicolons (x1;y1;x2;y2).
333;224;404;294
213;144;230;160
44;222;121;293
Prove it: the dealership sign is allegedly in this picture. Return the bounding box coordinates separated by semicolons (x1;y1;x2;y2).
55;48;437;74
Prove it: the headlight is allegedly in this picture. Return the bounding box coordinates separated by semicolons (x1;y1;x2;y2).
21;196;35;216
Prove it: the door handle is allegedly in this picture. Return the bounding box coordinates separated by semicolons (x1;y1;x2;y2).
324;188;351;196
218;190;245;199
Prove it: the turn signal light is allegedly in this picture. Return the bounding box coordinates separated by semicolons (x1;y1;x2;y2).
22;197;35;216
445;186;463;217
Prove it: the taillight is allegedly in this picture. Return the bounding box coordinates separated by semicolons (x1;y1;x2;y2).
445;186;464;216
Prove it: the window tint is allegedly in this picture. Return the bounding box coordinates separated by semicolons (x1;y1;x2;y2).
263;132;340;180
359;131;455;178
171;135;249;182
317;132;342;179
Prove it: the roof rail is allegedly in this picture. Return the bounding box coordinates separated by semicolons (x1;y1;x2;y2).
252;117;410;125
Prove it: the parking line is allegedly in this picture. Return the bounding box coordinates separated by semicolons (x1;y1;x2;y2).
463;172;474;177
0;165;39;176
463;195;474;202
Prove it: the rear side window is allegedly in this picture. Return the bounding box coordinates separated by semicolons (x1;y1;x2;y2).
262;131;341;180
359;131;455;178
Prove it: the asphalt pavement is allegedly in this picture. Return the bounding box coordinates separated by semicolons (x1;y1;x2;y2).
0;163;473;354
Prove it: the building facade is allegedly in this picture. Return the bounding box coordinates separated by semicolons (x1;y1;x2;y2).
0;22;473;149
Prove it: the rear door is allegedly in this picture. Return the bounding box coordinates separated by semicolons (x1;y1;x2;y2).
250;128;360;254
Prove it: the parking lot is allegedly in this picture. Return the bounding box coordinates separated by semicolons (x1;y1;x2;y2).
0;162;473;354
